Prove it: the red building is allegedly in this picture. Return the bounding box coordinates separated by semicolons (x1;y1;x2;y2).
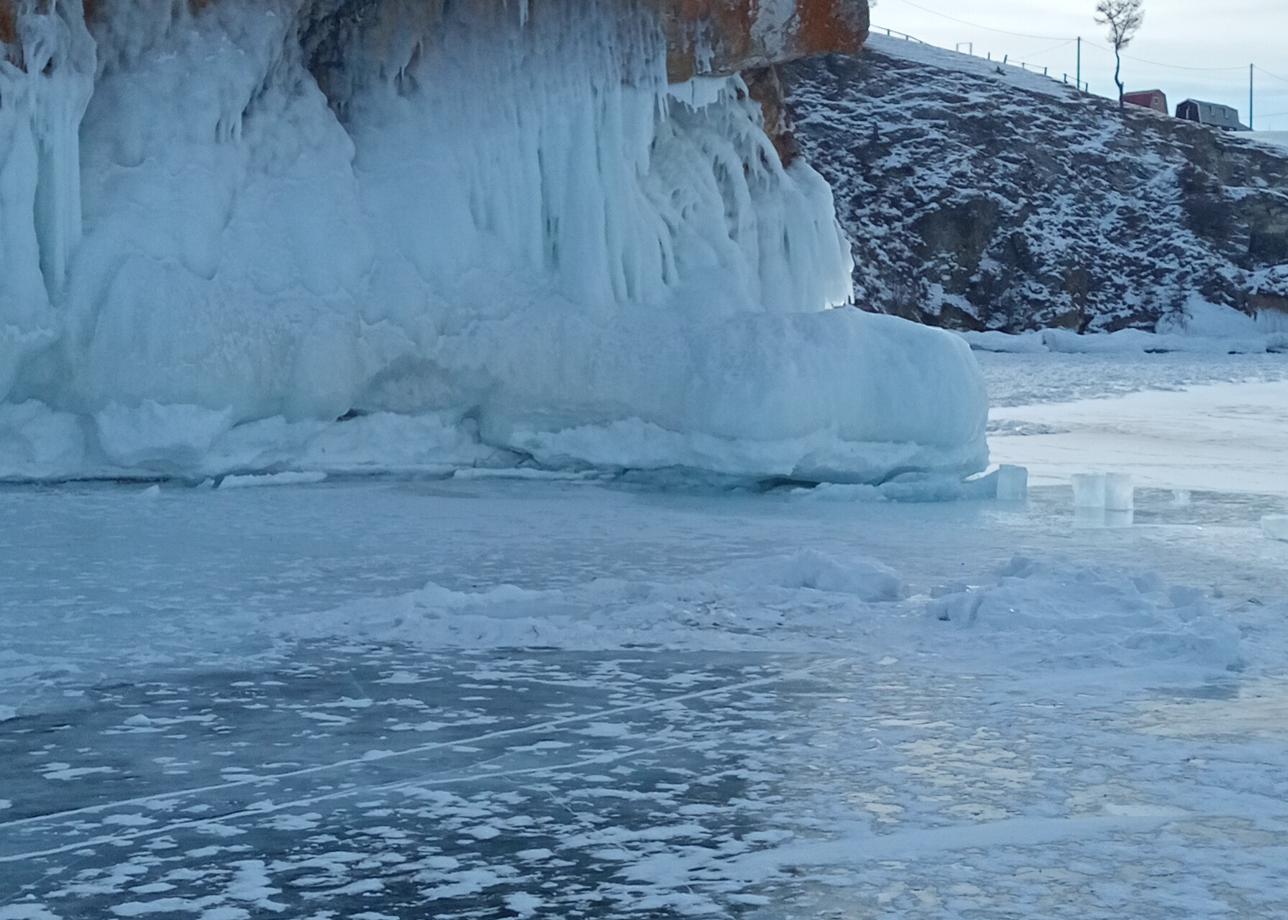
1123;90;1169;114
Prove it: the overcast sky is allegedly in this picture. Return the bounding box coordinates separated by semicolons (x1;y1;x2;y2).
874;0;1288;129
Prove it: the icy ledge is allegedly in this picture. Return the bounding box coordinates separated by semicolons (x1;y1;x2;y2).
0;312;987;483
0;0;986;483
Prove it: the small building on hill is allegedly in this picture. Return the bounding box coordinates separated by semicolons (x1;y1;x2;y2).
1176;99;1248;131
1124;89;1168;114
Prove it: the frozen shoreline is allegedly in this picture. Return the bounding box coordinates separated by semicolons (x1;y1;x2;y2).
3;364;1287;918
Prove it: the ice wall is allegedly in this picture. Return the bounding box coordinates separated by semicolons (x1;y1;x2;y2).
0;0;94;401
0;0;988;483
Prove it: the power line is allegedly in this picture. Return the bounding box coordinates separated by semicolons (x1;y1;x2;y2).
1026;38;1077;58
889;4;1268;77
889;0;1071;42
879;6;1287;115
1082;39;1247;73
1255;65;1288;85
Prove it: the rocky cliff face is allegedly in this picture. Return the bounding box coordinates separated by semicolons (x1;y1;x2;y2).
2;0;868;78
781;37;1288;332
2;0;866;173
658;0;867;81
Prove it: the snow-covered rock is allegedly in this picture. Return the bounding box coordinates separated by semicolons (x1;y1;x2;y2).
781;36;1288;333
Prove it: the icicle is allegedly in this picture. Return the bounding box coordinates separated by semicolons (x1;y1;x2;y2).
19;0;96;296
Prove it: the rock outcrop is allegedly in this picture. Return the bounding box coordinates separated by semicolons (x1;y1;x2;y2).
3;0;866;168
2;0;868;78
781;36;1288;332
659;0;868;81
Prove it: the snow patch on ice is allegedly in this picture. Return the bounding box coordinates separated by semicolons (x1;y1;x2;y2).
929;557;1242;674
274;549;1242;676
217;471;327;491
716;549;904;601
0;906;64;920
958;326;1288;356
273;549;904;653
958;298;1288;355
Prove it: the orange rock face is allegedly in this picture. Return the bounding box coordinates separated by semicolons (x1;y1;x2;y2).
0;0;864;162
2;0;867;76
662;0;868;82
0;1;15;54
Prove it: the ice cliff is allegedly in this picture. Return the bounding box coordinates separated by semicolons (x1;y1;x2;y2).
0;0;987;483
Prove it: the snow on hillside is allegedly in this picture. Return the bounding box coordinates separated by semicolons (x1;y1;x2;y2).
783;38;1288;334
0;1;986;484
1250;131;1288;151
865;32;1084;100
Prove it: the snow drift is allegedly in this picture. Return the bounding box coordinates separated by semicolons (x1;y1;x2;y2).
276;549;1243;677
0;0;987;482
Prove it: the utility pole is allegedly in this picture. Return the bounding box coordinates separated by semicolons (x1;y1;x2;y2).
1250;64;1255;129
1076;37;1082;93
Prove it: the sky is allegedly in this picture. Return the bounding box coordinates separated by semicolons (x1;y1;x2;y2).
872;0;1288;130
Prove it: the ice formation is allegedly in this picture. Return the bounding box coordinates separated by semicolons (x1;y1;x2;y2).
995;465;1028;503
0;0;988;482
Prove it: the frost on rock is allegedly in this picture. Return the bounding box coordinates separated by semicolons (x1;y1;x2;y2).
0;0;987;483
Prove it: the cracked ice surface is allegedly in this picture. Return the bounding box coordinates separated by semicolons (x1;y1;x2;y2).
4;648;1287;918
2;438;1288;917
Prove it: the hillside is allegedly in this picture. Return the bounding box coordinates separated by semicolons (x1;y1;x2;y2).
782;35;1288;332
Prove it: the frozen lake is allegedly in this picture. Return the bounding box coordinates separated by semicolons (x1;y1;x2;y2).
3;354;1288;918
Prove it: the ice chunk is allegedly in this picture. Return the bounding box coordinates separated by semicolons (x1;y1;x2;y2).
94;402;235;470
996;465;1029;502
1263;516;1288;543
1105;473;1135;512
0;401;86;480
1071;473;1107;508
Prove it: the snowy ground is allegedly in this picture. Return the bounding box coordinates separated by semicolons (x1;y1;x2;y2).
1251;132;1288;152
984;351;1288;493
2;354;1288;918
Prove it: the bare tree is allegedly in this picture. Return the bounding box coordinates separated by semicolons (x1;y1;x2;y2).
1095;0;1145;109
